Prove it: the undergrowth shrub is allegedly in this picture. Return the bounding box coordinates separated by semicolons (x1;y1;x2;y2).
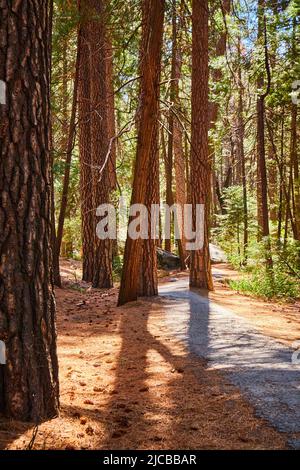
230;267;299;301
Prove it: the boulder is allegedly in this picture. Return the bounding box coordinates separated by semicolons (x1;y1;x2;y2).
157;244;227;270
157;247;181;269
209;243;227;264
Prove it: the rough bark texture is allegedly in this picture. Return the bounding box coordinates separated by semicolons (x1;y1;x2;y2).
189;0;213;290
138;129;160;297
88;0;113;288
118;0;165;306
78;9;94;283
256;0;264;237
0;0;59;421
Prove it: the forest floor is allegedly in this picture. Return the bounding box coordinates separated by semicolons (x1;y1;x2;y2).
0;260;299;450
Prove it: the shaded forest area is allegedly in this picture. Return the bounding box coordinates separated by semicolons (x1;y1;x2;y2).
51;0;300;299
0;0;300;452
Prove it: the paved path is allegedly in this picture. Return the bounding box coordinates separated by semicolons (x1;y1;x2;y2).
159;278;300;449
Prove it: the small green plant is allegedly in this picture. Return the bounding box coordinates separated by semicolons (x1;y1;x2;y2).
230;268;300;301
61;215;82;258
113;255;123;282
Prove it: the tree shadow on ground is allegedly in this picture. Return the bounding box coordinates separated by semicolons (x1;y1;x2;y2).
0;284;289;449
0;418;35;450
96;291;285;449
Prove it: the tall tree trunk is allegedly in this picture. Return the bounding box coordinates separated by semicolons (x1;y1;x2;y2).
256;2;264;237
54;32;80;285
78;11;95;282
290;17;300;240
51;145;61;286
209;0;230;217
268;140;278;223
165;108;174;253
0;0;59;421
185;133;191;208
138;127;160;297
88;0;113;288
171;0;187;269
267;110;293;243
237;36;248;262
49;0;60;287
291;103;300;240
105;32;118;259
189;0;213;290
174;117;187;269
256;0;272;269
118;0;165;306
106;33;117;192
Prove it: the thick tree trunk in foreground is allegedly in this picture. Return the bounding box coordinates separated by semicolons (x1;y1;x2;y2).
189;0;213;290
0;0;59;421
118;0;165;306
88;0;113;288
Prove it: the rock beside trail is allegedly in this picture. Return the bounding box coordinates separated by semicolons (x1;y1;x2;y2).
209;243;227;264
157;244;227;270
157;248;182;269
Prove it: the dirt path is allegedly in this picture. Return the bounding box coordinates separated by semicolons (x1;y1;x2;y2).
1;283;290;450
210;264;300;346
159;278;300;449
160;265;300;346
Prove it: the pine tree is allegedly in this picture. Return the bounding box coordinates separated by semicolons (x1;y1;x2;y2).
189;0;213;290
118;0;165;305
0;0;59;421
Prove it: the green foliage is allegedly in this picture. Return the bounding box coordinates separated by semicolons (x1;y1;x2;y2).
214;186;256;266
274;238;300;275
62;215;82;259
112;255;123;282
229;239;300;300
50;0;300;306
230;268;299;301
